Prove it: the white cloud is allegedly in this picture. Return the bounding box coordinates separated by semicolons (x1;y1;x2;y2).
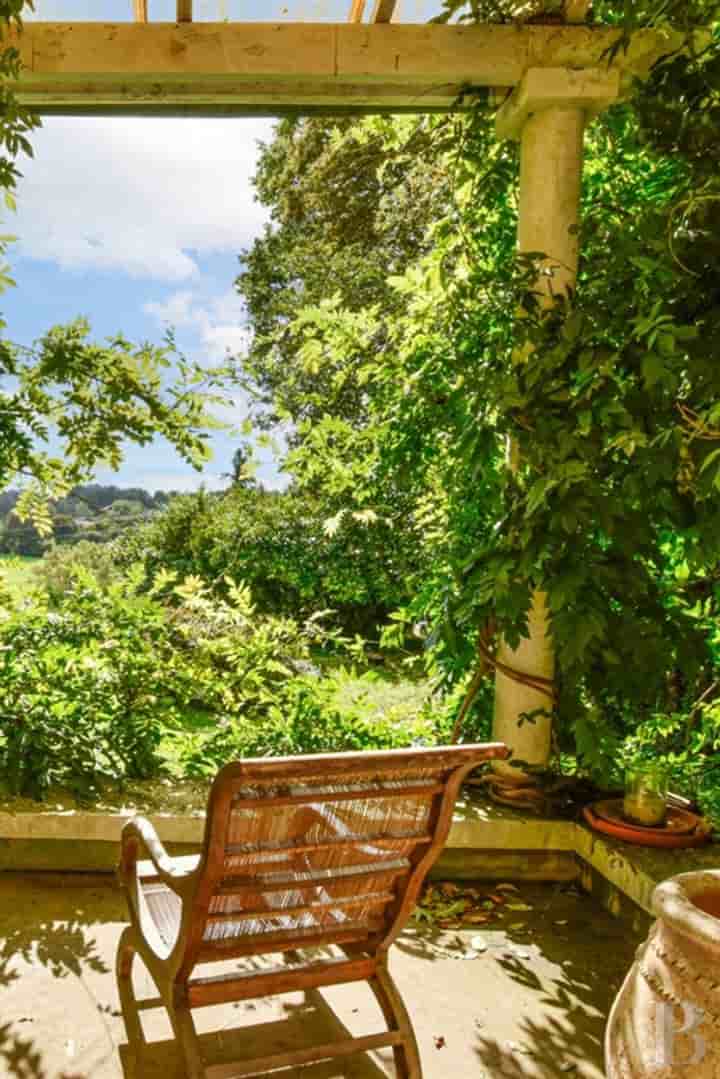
144;287;251;361
13;116;273;280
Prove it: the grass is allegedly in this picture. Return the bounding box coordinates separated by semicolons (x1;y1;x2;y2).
0;555;40;599
326;662;430;725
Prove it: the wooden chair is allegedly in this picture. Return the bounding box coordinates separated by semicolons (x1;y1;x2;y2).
116;742;507;1078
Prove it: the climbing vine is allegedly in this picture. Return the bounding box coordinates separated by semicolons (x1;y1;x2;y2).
268;2;720;780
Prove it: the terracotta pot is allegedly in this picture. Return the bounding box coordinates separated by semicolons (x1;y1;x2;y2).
606;870;720;1078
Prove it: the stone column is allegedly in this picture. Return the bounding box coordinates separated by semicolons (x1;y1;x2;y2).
491;68;619;778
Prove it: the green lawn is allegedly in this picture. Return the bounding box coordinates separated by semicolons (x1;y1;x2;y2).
327;663;430;726
0;555;40;599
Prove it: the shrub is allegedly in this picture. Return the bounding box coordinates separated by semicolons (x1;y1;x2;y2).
178;673;439;778
36;540;123;600
114;486;420;637
0;567;434;801
0;570;176;799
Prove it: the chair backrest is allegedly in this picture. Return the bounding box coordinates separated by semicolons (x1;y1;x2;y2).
180;743;506;975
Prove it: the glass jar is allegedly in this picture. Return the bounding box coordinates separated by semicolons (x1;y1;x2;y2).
623;765;668;828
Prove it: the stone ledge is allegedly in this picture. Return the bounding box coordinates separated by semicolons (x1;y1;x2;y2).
0;809;206;844
0;798;578;848
0;798;716;917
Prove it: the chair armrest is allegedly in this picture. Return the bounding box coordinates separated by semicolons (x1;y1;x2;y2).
118;816;196;896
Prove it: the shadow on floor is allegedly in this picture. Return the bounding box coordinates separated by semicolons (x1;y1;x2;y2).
118;991;392;1079
0;875;640;1079
0;1022;85;1079
468;883;636;1077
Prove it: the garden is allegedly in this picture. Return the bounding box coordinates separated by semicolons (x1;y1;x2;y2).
0;0;719;832
0;2;719;1077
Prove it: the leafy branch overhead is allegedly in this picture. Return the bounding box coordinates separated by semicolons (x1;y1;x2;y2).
0;3;227;527
2;320;224;532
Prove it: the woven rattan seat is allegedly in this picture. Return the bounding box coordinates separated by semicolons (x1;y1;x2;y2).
116;743;507;1078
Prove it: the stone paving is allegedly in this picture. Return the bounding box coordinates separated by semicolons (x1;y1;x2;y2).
0;875;641;1078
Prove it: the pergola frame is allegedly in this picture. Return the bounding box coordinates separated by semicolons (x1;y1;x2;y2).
7;19;684;117
5;4;693;778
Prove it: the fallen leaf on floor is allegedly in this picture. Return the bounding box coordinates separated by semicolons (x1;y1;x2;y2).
413;882;502;929
433;1035;447;1049
496;883;519;893
508;922;526;931
506;902;533;911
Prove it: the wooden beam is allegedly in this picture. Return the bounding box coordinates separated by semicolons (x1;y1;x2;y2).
348;0;367;22
372;0;397;21
496;66;620;140
177;0;192;22
133;0;148;23
6;22;688;118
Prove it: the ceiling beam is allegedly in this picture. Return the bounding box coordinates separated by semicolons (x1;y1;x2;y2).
348;0;367;22
6;22;687;118
372;0;397;21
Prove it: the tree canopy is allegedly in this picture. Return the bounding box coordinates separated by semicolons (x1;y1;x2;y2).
236;116;451;433
234;1;720;778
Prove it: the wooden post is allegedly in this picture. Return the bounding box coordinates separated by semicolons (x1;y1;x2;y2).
348;0;367;21
372;0;398;21
177;0;192;23
491;69;618;779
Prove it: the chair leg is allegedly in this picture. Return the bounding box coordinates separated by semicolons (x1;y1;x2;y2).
167;999;205;1079
369;961;422;1079
116;927;146;1078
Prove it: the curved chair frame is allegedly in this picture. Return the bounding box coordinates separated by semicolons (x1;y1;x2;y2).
116;742;507;1078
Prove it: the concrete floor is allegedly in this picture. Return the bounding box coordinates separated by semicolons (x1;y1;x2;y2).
0;875;641;1079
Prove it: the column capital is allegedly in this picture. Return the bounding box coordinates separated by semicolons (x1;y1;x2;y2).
495;66;620;140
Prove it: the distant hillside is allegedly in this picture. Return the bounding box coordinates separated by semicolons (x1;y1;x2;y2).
0;484;176;557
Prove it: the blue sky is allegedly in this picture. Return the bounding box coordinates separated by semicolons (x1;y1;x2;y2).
1;114;285;493
4;1;448;493
26;1;443;22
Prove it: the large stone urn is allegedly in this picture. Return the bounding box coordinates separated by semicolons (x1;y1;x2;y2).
606;869;720;1078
